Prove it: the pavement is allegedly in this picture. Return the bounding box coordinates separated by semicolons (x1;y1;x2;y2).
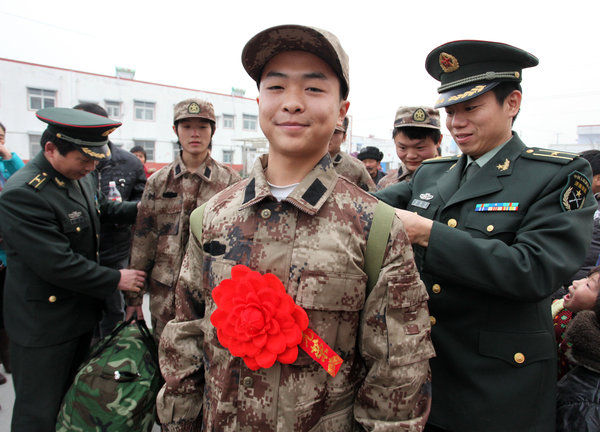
0;294;161;431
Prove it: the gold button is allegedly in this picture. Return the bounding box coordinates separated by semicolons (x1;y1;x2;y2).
76;227;81;232
432;284;441;294
447;219;457;228
242;376;254;387
430;316;437;326
260;209;272;219
48;295;57;303
514;352;525;364
487;225;494;232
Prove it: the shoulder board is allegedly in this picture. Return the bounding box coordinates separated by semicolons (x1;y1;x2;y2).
26;172;50;190
422;155;460;164
521;148;579;165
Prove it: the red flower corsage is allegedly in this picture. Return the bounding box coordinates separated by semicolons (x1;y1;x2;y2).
210;265;309;370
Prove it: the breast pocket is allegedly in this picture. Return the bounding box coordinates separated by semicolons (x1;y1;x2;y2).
61;214;91;242
152;200;183;286
464;211;523;243
293;271;367;366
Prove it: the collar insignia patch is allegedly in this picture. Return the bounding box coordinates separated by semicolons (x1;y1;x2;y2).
496;159;510;171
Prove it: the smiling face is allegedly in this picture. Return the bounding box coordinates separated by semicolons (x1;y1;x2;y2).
444;90;520;159
394;131;440;172
257;50;348;162
564;272;600;312
173;117;212;159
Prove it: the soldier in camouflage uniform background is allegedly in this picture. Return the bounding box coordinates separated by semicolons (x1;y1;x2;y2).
156;24;434;431
377;106;442;191
125;98;241;342
328;116;376;191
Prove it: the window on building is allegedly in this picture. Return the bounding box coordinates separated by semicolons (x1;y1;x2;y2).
223;114;234;129
105;101;122;118
134;140;155;161
28;133;42;159
27;88;56;110
134;101;155;121
223;150;234;164
243;114;257;131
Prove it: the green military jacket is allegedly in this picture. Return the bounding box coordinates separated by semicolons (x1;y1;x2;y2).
0;151;137;347
375;133;596;432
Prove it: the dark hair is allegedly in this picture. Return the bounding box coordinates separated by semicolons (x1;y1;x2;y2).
580;150;600;176
588;265;600;278
40;129;77;155
0;122;5;133
72;102;109;118
130;146;147;158
393;126;441;143
491;81;522;123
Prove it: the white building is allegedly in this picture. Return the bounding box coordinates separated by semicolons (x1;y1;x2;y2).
0;57;267;174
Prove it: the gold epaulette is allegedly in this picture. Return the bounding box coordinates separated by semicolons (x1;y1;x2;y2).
521;148;578;165
26;172;49;190
422;155;460;164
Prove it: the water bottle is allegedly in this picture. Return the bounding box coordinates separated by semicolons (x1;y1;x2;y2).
107;181;122;202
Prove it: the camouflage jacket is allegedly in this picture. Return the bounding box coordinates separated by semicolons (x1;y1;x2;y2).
126;152;240;327
157;154;434;432
331;151;376;192
376;163;412;191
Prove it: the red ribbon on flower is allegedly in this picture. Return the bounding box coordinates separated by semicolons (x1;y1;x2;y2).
210;265;343;376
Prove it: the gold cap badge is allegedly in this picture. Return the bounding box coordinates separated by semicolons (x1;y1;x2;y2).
188;102;201;114
413;108;426;122
439;52;459;73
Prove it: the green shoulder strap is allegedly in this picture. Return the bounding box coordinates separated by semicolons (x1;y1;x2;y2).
190;202;208;241
364;200;396;295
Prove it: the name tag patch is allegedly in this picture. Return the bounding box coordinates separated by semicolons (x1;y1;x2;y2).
411;199;431;209
475;202;519;212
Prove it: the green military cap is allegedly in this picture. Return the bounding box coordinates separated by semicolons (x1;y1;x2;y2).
36;107;121;160
394;106;440;130
174;98;216;124
425;40;539;108
241;24;350;99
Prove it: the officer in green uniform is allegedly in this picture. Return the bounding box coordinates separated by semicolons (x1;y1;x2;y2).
375;40;596;432
0;107;146;432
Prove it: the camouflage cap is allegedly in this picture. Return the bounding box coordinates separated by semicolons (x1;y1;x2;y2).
36;107;121;160
173;98;216;124
394;106;440;130
425;40;538;108
335;117;349;133
241;24;350;99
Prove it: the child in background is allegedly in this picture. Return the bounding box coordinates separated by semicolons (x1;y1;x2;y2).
553;266;600;379
556;285;600;431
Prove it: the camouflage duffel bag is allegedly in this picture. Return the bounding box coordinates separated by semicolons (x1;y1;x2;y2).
56;317;162;432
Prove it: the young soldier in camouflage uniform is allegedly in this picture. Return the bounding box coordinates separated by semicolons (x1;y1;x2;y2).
377;106;442;191
125;99;240;341
156;25;434;431
329;116;376;191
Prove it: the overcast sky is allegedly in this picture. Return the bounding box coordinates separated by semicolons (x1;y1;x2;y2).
1;0;599;149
